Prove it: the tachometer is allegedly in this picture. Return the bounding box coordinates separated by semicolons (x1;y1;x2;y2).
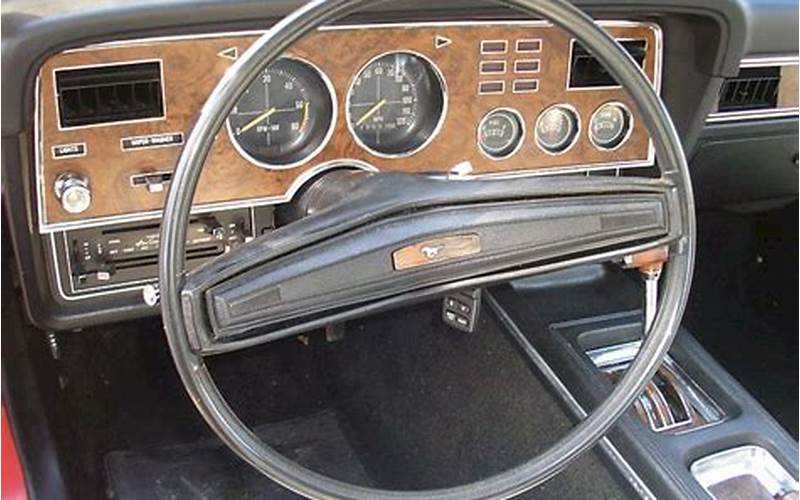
346;51;446;157
226;57;335;169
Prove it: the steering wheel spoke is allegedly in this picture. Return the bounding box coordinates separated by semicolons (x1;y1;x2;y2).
179;173;679;355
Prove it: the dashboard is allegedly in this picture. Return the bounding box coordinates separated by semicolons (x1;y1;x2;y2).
2;0;796;330
37;21;660;232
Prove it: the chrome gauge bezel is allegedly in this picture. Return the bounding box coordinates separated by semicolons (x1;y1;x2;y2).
476;107;526;161
587;101;634;151
345;49;448;159
533;103;581;156
225;55;338;170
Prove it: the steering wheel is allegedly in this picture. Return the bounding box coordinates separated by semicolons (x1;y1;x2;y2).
159;0;695;497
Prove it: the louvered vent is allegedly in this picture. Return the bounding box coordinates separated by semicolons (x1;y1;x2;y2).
569;40;647;88
717;66;780;112
55;61;164;128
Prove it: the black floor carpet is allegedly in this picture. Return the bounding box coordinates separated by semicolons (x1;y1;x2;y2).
40;298;635;499
39;320;330;500
323;301;633;498
95;299;634;499
106;410;372;499
684;205;798;437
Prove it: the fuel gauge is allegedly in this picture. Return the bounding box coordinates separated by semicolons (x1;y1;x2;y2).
477;108;524;159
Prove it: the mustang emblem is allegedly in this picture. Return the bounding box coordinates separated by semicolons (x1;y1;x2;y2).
392;234;482;270
420;245;445;260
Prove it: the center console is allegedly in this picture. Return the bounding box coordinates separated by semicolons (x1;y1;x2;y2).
488;266;799;500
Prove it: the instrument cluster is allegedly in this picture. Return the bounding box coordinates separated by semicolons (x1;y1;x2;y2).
227;51;447;168
226;37;638;170
36;21;660;231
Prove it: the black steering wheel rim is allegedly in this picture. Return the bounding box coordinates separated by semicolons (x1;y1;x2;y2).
159;0;695;498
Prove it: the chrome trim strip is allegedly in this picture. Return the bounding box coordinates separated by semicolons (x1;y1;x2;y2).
740;55;799;67
486;293;656;500
36;20;660;233
706;107;799;123
707;56;799;123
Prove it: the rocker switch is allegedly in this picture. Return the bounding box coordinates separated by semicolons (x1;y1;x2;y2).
443;289;482;333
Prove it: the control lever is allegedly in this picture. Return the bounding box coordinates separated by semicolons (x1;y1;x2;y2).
623;246;669;335
442;288;482;333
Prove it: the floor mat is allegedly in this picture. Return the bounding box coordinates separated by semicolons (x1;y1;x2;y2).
105;410;373;499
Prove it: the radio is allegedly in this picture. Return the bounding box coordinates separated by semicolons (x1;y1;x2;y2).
54;206;274;296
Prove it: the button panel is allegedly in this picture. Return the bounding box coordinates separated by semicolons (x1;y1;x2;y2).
442;288;482;333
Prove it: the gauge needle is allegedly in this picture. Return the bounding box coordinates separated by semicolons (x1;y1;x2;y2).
240;107;277;133
355;99;387;126
300;101;310;130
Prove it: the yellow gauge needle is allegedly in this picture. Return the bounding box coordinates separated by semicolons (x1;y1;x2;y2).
355;99;387;126
300;101;310;130
239;107;277;133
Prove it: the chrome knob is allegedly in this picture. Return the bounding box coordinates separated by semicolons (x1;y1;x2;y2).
54;172;91;214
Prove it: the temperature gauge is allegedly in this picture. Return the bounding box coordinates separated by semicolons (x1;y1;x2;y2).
477;108;524;159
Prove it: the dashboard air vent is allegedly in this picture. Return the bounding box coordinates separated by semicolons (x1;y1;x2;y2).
717;66;780;113
55;61;164;128
569;40;647;88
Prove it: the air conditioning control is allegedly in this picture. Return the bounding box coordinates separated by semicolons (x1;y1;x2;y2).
54;172;91;214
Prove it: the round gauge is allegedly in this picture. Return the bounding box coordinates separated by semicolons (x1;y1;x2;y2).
346;51;446;157
478;108;524;159
226;58;335;169
535;104;580;155
589;102;632;150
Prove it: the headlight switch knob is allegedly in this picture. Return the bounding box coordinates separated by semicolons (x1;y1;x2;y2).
54;172;92;214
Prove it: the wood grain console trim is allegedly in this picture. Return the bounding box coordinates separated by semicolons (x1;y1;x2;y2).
37;21;660;230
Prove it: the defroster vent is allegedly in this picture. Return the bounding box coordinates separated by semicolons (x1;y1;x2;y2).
55;61;165;128
717;66;781;113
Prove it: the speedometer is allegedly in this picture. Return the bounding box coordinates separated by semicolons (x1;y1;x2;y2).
226;57;335;169
346;51;446;157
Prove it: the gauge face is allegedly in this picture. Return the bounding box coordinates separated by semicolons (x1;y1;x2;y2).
226;58;334;168
478;109;524;159
535;105;580;154
589;102;631;149
347;52;445;157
